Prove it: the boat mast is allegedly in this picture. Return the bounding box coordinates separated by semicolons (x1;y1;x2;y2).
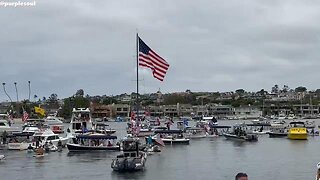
136;33;139;119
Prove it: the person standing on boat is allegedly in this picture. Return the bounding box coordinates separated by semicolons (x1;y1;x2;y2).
235;172;248;180
57;140;62;151
2;130;7;144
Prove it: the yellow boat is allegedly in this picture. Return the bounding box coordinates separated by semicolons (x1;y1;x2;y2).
288;121;307;140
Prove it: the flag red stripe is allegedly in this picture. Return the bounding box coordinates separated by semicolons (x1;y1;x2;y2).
139;52;168;75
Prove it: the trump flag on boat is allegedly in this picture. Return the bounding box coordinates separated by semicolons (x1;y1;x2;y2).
138;36;170;81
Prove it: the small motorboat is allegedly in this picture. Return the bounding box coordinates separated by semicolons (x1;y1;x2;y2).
143;144;161;155
267;124;288;138
152;130;190;145
0;155;5;161
33;147;45;158
44;143;58;152
111;137;147;172
288;121;308;140
185;127;206;139
223;124;258;142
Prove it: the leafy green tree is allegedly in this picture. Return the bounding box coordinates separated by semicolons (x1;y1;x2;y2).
295;86;307;92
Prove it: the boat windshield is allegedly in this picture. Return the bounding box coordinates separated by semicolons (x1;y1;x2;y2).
122;140;138;151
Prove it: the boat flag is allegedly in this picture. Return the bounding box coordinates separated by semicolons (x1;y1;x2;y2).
138;36;170;81
34;106;46;116
130;111;136;121
22;111;29;122
155;134;165;147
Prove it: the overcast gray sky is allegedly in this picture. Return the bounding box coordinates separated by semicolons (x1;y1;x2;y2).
0;0;320;101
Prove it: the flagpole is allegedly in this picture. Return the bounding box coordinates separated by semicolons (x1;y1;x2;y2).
136;33;139;120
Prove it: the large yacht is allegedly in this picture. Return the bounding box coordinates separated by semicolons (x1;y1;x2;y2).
69;108;94;134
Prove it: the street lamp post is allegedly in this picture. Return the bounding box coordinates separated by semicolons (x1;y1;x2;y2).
28;81;31;101
2;82;13;103
14;82;19;102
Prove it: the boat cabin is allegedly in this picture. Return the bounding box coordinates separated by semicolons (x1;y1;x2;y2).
73;134;117;147
118;138;140;158
70;108;94;133
289;121;305;127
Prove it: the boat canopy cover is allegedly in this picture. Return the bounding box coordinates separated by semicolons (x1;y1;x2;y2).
185;127;203;130
246;123;271;127
95;123;109;126
289;121;305;125
211;125;231;129
77;135;117;139
154;130;183;134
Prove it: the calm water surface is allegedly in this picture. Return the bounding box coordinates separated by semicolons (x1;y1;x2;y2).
0;120;319;180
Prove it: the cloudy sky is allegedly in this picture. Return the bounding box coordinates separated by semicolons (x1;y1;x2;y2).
0;0;320;101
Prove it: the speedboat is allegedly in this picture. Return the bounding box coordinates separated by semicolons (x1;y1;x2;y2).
67;133;119;151
185;127;206;139
45;116;63;125
206;125;231;137
223;124;258;142
69;108;95;135
152;130;190;145
267;124;288;138
287;121;307;140
247;123;271;134
111;137;147;172
33;129;70;147
94;122;116;134
22;119;48;135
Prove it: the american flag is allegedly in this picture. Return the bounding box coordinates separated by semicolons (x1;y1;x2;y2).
22;111;29;122
138;36;169;81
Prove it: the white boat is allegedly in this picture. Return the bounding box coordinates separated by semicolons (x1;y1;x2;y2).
0;155;5;161
69;108;94;135
185;127;206;139
152;130;190;145
22;119;48;134
0;120;20;133
33;129;70;147
45;116;63;125
7;133;33;150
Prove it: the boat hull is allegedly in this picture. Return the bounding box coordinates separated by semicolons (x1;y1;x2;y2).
288;133;308;140
111;153;147;172
288;127;308;140
8;142;32;150
268;132;288;138
224;133;258;142
151;138;190;145
224;134;246;142
67;143;120;151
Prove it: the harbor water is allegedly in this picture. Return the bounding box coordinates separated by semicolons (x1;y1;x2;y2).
0;120;319;180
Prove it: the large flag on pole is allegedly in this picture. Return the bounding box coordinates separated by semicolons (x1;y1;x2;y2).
22;111;29;122
138;36;170;81
34;106;46;116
